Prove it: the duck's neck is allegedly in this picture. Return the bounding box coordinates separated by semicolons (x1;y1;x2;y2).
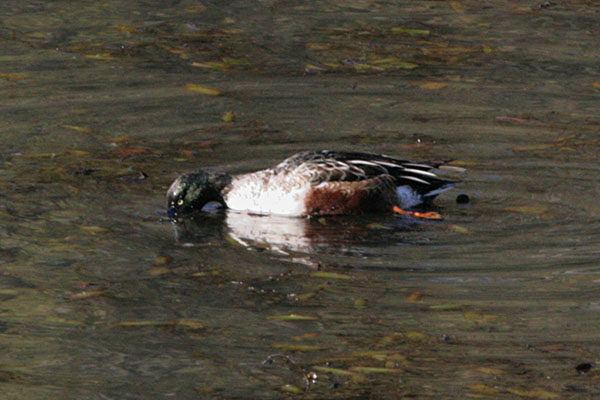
207;172;233;204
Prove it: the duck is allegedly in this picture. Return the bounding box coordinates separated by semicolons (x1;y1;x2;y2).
166;150;459;218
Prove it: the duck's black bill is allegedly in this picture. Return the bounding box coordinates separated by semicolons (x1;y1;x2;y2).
167;208;179;219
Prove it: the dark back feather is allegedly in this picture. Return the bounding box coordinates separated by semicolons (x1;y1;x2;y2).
274;150;457;196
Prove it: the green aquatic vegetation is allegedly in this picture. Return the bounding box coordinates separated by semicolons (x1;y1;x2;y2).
279;384;303;394
272;344;325;352
183;84;222;96
312;366;357;376
310;271;352;280
116;319;206;329
349;366;400;374
430;303;468;311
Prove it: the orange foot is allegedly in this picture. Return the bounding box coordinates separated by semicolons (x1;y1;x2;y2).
392;206;443;220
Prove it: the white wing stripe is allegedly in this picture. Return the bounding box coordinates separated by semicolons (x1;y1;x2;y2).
403;163;434;169
401;168;439;178
400;175;431;185
374;161;404;168
347;160;380;166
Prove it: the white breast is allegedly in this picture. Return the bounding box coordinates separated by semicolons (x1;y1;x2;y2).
223;171;311;216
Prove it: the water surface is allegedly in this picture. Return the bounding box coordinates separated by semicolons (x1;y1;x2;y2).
1;1;600;398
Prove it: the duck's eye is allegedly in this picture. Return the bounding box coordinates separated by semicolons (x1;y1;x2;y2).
177;199;185;206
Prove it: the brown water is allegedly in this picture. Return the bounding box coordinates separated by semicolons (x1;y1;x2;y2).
2;1;600;398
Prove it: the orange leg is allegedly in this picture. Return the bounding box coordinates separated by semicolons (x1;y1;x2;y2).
392;206;442;220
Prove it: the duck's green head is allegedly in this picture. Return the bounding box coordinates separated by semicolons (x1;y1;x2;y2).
166;171;231;218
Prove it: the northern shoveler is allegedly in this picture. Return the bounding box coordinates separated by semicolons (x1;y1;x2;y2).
167;150;459;218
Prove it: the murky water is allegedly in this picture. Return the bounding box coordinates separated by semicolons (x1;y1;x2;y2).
2;1;600;398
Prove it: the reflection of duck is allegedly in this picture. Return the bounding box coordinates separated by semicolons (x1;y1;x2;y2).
170;211;317;254
224;212;315;253
167;150;458;217
172;211;419;255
